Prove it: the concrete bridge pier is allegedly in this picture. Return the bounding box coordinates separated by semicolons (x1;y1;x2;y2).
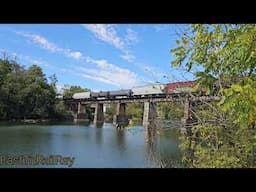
113;103;129;128
143;102;157;127
143;102;157;143
74;102;90;123
94;103;104;126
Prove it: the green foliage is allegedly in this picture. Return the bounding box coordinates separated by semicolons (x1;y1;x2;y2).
63;86;90;97
54;100;66;117
172;24;256;94
127;103;143;120
180;120;253;168
105;104;116;122
105;103;146;123
157;102;183;120
172;24;256;167
0;58;57;120
0;56;93;121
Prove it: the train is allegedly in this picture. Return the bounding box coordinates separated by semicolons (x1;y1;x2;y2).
62;81;196;100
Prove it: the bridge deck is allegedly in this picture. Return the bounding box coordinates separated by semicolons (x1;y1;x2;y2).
64;94;220;104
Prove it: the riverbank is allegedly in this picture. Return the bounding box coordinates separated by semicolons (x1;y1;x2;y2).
0;118;74;125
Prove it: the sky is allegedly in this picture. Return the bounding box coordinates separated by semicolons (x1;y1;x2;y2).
0;24;195;93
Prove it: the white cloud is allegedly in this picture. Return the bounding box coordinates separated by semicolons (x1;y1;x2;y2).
80;57;140;87
82;24;125;51
13;28;167;87
120;52;135;63
21;55;49;67
82;24;138;63
0;49;50;67
125;28;138;44
82;25;163;81
65;50;82;60
15;31;83;61
82;73;119;86
29;34;59;53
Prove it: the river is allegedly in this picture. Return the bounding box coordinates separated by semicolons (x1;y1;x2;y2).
0;122;183;168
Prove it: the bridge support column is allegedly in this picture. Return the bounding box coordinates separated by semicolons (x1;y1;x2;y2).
74;102;90;123
66;102;76;112
143;102;157;127
181;96;197;135
113;103;129;128
143;102;157;143
94;103;104;126
67;103;72;111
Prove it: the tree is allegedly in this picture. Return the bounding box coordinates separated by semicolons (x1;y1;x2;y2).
157;102;183;120
0;56;57;120
0;60;26;119
63;85;90;97
127;103;144;121
105;104;116;122
20;65;56;119
171;24;256;167
49;74;58;90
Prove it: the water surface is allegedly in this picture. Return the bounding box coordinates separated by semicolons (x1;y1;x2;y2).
0;122;182;168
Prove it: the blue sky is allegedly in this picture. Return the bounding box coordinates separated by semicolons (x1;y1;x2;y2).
0;24;195;92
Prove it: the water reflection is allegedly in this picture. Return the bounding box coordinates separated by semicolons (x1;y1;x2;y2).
144;121;157;144
95;127;103;146
143;120;183;168
143;122;160;167
74;121;90;126
95;123;104;128
115;128;126;151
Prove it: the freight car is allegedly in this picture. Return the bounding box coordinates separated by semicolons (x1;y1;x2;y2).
90;91;99;98
166;80;218;96
97;91;109;98
63;95;73;100
166;81;195;94
72;92;91;99
72;91;99;100
72;89;132;100
132;84;166;98
109;89;132;99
